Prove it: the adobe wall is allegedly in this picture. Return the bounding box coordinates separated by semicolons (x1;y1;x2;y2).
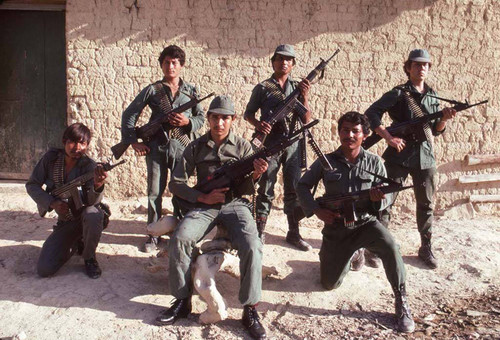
66;0;500;215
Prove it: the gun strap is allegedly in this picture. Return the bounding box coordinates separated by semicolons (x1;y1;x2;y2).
152;82;191;147
53;152;75;221
402;90;433;144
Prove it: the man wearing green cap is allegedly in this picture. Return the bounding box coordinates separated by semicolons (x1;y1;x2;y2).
157;95;268;339
364;49;457;269
120;45;205;253
244;44;313;251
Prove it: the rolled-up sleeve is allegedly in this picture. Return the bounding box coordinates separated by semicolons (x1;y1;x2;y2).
121;86;153;144
26;156;55;212
187;86;206;134
296;159;323;217
364;89;400;130
169;143;202;203
243;85;264;121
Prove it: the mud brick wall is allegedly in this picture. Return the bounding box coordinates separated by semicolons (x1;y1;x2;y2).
66;0;500;215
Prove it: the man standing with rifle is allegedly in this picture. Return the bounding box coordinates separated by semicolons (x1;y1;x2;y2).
157;96;268;339
244;44;313;251
364;49;457;269
296;112;415;333
26;123;109;279
120;45;205;253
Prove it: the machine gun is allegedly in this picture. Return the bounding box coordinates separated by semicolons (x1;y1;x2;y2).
363;96;488;149
250;49;340;149
38;159;126;218
295;183;414;228
111;92;214;159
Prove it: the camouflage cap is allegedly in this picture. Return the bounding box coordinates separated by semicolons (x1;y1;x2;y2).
274;44;296;58
208;95;235;116
408;49;431;63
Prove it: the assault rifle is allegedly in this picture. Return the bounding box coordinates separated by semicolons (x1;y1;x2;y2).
363;96;488;149
111;92;214;159
251;49;340;148
38;159;126;218
175;120;319;213
294;183;414;228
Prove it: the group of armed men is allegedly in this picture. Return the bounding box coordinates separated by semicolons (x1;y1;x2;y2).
27;44;459;338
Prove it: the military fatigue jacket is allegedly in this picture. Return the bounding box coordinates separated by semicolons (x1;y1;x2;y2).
121;78;205;145
244;75;298;138
364;81;444;169
296;148;391;222
169;131;256;205
26;148;104;221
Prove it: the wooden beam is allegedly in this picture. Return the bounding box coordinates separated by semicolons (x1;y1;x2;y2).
465;154;500;166
469;195;500;203
458;173;500;184
0;172;30;180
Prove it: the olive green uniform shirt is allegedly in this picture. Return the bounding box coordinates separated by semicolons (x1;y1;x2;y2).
364;81;444;169
297;148;391;221
169;131;256;204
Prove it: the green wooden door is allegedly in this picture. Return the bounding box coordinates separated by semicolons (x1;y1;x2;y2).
0;10;66;179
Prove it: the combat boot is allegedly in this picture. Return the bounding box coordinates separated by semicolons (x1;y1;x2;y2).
286;215;312;251
350;248;365;271
418;232;437;269
156;297;192;325
393;284;415;333
242;305;266;339
256;215;268;244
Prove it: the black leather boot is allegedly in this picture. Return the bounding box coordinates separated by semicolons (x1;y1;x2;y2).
242;305;266;339
256;215;268;244
84;257;102;279
156;297;192;325
285;215;312;251
143;234;160;253
418;232;437;269
393;284;415;333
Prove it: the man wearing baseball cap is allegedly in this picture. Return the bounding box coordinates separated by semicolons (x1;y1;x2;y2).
244;44;313;251
364;49;457;270
157;95;268;339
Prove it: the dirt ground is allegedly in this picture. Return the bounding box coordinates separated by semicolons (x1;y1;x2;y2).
0;182;499;340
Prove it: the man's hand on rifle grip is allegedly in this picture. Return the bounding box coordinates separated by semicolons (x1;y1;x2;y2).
314;208;340;225
369;186;386;202
197;187;229;205
94;164;108;190
252;158;268;180
169;112;190;127
132;143;150;156
50;199;70;216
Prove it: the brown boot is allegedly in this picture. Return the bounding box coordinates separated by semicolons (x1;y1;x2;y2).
350;248;365;271
286;215;312;251
365;249;382;268
393;284;415;333
256;215;268;244
418;232;437;269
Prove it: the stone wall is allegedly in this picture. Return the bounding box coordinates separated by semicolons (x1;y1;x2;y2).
66;0;500;215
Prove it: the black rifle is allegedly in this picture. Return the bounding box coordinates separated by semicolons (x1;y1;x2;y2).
38;159;126;217
250;49;340;149
111;92;214;159
294;183;414;227
175;120;318;212
363;97;488;149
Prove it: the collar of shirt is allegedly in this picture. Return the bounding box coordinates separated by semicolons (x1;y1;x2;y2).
198;130;238;149
269;74;295;92
331;147;366;167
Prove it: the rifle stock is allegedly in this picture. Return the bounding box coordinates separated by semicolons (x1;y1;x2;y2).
363;99;488;149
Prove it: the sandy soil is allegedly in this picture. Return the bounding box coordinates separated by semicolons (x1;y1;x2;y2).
0;183;499;340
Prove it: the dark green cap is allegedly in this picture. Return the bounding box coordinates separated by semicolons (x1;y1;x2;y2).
208;95;235;116
274;44;296;58
408;49;431;63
